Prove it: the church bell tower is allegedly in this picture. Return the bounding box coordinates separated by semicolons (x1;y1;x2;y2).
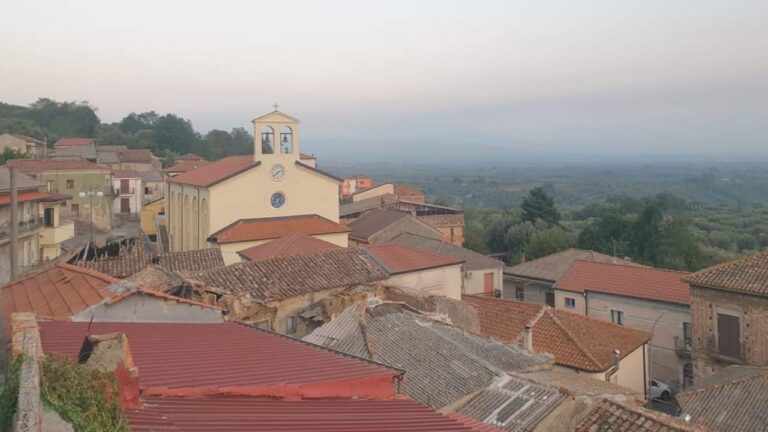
251;105;301;162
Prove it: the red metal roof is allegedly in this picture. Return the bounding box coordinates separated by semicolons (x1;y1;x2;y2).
54;137;95;147
556;260;690;305
39;321;401;397
127;396;491;431
238;233;341;261
0;191;60;205
167;155;258;187
210;214;350;244
363;243;464;275
1;264;117;319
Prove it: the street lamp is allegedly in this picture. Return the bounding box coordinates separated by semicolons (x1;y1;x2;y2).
79;185;104;247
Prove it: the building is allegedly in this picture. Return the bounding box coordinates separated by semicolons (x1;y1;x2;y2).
117;148;161;172
6;158;113;230
1;263;224;323
167;109;341;252
112;169;143;216
347;208;443;245
392;232;503;296
677;367;768;432
340;174;373;198
237;233;341;262
363;243;464;300
683;251;768;380
341;197;465;246
0;133;44;156
207;214;350;264
0;167;44;283
503;248;644;305
53;137;96;149
161;159;210;178
577;398;706;432
38;192;74;261
49;143;98;161
464;295;651;396
138;170;163;202
77;247;225;278
139;197;165;243
25;319;484;431
555;260;692;390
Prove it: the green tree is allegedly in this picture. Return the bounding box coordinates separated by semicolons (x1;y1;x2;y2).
463;220;488;253
152;114;198;154
525;226;570;260
0;148;27;164
521;187;560;225
119;111;159;134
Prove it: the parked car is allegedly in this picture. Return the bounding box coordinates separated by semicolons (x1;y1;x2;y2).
649;379;672;400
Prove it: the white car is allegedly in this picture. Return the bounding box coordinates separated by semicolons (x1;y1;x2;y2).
649;379;672;401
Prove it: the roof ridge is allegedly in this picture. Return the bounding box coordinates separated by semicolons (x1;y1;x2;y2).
572;259;688;274
372;242;464;265
56;263;121;284
683;250;768;284
544;308;604;370
679;370;768;398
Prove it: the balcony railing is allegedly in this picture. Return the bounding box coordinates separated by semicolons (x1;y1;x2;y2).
115;188;136;196
0;217;43;240
674;336;693;358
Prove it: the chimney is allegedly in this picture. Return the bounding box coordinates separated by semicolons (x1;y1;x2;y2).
522;325;534;352
78;332;140;409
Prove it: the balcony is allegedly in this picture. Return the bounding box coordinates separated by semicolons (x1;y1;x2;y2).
115;188;136;196
40;220;75;245
0;217;43;241
674;336;693;358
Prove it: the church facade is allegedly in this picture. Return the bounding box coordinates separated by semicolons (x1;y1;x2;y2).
166;110;342;252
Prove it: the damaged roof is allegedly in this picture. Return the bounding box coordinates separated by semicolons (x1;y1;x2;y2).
304;301;554;411
577;399;706;432
77;248;225;278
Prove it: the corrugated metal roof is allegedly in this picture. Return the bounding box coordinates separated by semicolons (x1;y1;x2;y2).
127;396;492;431
39;321;401;394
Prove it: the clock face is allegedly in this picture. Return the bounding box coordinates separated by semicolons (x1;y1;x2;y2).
270;164;285;180
270;192;286;209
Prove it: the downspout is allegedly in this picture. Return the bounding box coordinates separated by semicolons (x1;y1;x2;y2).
604;349;621;382
642;344;648;402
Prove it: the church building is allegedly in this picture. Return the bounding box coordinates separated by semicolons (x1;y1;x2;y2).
166;109;345;260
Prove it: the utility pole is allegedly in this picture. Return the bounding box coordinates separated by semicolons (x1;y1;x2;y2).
10;167;18;280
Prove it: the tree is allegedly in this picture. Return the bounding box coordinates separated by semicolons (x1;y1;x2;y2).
27;98;99;138
119;111;159;134
152;114;198;154
463;220;487;253
0;147;27;164
521;187;560;225
525;226;570;260
95;124;132;147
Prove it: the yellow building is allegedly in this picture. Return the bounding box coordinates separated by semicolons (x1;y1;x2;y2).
140;197;165;239
166;110;342;252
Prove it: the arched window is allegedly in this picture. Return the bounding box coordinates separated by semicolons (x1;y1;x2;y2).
261;126;275;154
280;126;293;154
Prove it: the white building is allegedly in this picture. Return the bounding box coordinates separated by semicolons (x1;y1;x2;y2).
112;170;143;216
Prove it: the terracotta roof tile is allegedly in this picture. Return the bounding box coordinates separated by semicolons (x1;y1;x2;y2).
5;158;109;173
209;214;350;244
0;191;58;205
78;248;225;278
167;155;258;187
10;134;44;145
363;243;463;274
237;233;341;261
556;260;690;305
54;137;95;147
392;233;503;271
347;208;408;240
393;183;424;197
196;248;388;301
577;399;706;432
505;248;646;283
175;152;205;161
463;295;651;372
684;250;768;296
118;149;154;163
1;263;117;319
162;159;210;174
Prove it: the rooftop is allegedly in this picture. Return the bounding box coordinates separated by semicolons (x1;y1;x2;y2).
576;399;706;432
5;158;109;173
162;159;211;174
304;302;554;410
168;155;259;187
175;152;205;161
237;233;341;261
392;232;502;271
50;143;97;159
196;248;388;301
463;295;651;372
118;149;154;163
677;371;768;432
138;170;162;183
684;250;768;297
0;166;42;192
54;137;95;147
77;248;225;278
505;248;645;283
209;214;350;244
112;169;141;178
347;208;408;240
556;260;690;305
363;243;464;274
393;183;424;197
8;133;44;145
96;145;128;152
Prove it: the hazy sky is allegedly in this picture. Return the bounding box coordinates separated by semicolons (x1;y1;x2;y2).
2;1;766;161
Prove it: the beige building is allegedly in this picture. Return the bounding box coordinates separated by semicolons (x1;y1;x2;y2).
554;260;692;391
0;133;44;156
167;110;341;252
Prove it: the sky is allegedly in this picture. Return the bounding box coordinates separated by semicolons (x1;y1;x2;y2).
2;0;767;162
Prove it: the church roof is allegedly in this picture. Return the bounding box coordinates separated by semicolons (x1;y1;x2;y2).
295;160;342;182
208;214;351;245
168;155;260;187
251;110;301;123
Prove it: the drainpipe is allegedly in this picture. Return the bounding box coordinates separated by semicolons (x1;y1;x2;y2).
523;325;534;352
604;349;621;382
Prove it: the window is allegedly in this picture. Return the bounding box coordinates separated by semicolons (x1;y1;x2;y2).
43;207;54;227
66;179;74;189
683;322;692;351
515;286;525;301
286;316;297;334
145;187;151;194
46;180;55;191
717;312;741;359
611;309;624;325
564;297;576;309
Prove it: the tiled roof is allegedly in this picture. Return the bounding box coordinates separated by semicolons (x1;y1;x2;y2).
556;260;690;305
237;234;341;261
118;149;154;163
175;152;205;161
683;251;768;296
0;191;57;205
168;155;258;187
677;372;768;432
128;396;489;432
1;263;117;319
54;137;95;147
5;158;108;173
394;183;424;197
339;194;398;217
518;369;640;398
209;214;350;244
347;208;407;239
162;159;210;174
39;321;402;396
196;248;388;301
363;243;463;274
392;232;502;271
0;166;41;192
78;248;225;278
51;143;97;159
103;281;222;311
96;145;128;152
10;134;43;145
138;170;162;182
463;296;651;372
304;302;554;411
577;399;706;432
505;248;645;283
111;169;141;178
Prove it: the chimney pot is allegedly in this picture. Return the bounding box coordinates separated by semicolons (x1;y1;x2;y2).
523;325;534;352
